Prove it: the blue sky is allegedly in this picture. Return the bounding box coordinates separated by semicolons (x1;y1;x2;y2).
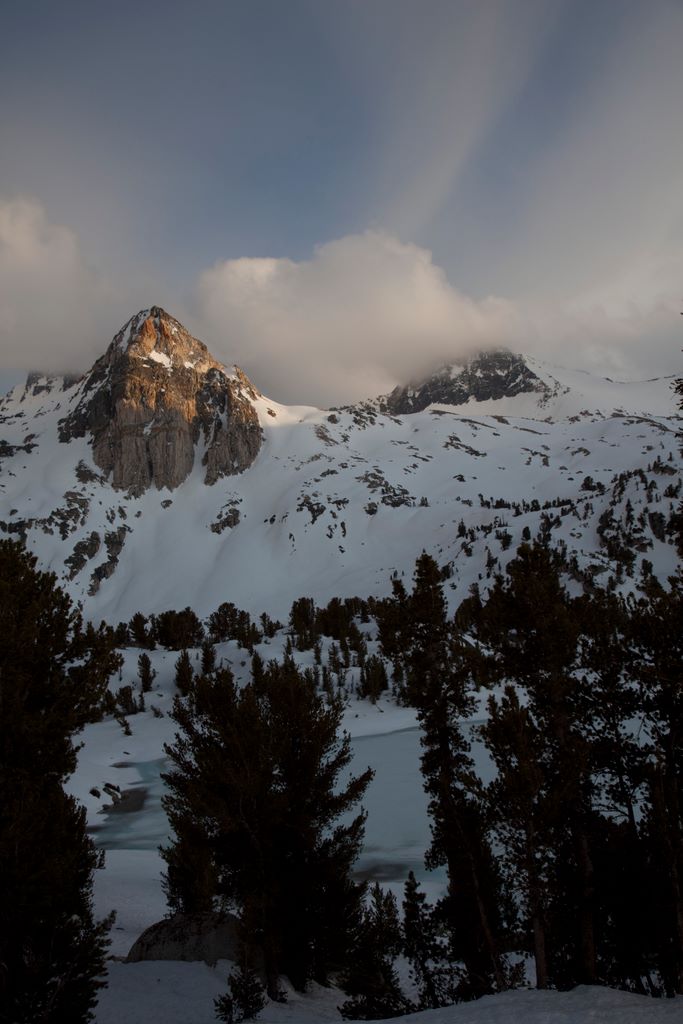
1;0;682;402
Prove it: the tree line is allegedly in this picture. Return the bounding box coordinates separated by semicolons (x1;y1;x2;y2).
2;527;681;1020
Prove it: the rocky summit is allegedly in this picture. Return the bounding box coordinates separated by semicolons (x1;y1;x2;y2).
376;350;549;415
58;307;263;495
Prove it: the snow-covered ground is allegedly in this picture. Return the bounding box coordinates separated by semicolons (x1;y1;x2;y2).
74;642;682;1023
95;960;683;1023
1;353;679;623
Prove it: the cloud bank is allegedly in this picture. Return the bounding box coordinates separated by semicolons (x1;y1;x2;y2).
195;232;516;405
0;199;679;406
194;232;681;405
0;198;111;373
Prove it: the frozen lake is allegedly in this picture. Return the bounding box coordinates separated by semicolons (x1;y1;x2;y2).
94;722;493;891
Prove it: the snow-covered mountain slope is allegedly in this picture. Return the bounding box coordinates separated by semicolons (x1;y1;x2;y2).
362;348;677;420
1;310;680;622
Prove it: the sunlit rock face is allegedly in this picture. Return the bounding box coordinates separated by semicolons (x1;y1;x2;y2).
59;307;263;495
380;350;548;415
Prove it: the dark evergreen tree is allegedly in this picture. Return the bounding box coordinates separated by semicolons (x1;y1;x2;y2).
162;659;373;998
480;686;551;988
339;884;412;1020
208;601;239;642
470;543;598;988
138;651;156;693
259;612;280;639
0;540;113;1022
114;620;130;646
403;871;455;1009
358;655;388;703
129;611;154;648
201;639;217;676
289;596;317;650
153;606;204;649
626;572;683;994
403;553;509;998
572;587;660;993
174;649;195;696
374;578;410;669
215;946;266;1022
114;683;138;716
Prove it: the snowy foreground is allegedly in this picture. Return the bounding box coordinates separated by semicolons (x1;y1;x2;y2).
95;965;682;1024
78;642;683;1023
93;849;683;1024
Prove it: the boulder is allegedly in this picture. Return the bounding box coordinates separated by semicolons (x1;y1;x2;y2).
126;911;241;966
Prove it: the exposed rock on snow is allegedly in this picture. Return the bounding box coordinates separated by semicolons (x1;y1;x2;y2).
126;911;242;967
376;350;548;415
58;307;262;494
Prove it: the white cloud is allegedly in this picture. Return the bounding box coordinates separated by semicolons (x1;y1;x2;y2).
0;197;114;373
1;201;678;406
195;231;515;405
195;229;681;406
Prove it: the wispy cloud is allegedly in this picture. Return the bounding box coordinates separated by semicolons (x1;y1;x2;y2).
0;197;160;376
0;198;108;372
357;0;564;239
499;1;683;308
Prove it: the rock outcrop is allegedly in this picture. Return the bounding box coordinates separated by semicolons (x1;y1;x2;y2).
126;912;242;966
59;307;262;495
379;350;547;415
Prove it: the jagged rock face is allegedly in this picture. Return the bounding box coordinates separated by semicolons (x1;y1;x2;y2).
59;307;262;495
381;350;547;415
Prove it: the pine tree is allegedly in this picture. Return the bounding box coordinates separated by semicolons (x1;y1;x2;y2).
201;639;217;675
403;872;454;1009
215;946;266;1022
340;884;412;1020
0;540;113;1022
404;553;508;998
471;543;598;987
625;572;683;994
481;686;550;988
129;611;154;648
138;652;156;693
174;648;194;695
162;658;373;997
358;655;388;703
573;588;657;993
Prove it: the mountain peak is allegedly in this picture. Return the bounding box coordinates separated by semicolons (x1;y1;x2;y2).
378;349;548;415
111;306;220;375
57;309;262;495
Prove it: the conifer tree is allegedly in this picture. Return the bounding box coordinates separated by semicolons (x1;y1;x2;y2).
471;543;598;987
480;686;550;988
129;611;150;647
403;871;454;1009
358;655;388;703
340;885;412;1020
403;553;508;998
162;659;373;997
572;587;659;992
215;946;266;1022
174;648;194;695
0;540;113;1022
625;572;683;994
138;651;156;693
201;639;217;675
